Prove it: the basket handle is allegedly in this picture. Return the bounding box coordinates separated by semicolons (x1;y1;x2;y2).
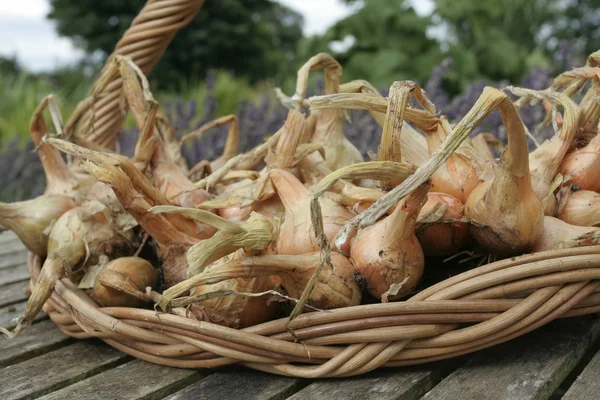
73;0;205;150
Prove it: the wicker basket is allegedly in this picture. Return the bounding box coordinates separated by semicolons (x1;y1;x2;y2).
26;0;600;378
30;247;600;378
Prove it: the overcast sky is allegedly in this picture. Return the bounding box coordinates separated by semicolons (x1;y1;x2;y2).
0;0;433;72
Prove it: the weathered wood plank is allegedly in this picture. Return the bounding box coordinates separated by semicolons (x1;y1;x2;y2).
39;359;204;400
0;245;27;257
0;263;29;287
563;345;600;399
165;369;304;400
287;369;439;400
0;280;28;307
0;252;28;269
0;300;47;329
422;316;600;400
0;319;70;367
0;341;129;400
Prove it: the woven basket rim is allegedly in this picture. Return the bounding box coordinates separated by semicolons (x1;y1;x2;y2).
29;246;600;377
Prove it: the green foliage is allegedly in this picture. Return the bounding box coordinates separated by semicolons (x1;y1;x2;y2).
298;0;443;88
0;73;87;146
47;0;304;88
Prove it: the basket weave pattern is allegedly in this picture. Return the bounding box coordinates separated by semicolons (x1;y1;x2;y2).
75;0;205;150
31;246;600;378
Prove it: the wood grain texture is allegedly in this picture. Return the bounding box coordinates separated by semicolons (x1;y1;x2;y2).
0;251;27;270
0;280;28;307
563;346;600;400
0;341;128;400
0;263;29;287
39;359;204;400
0;300;46;328
0;246;27;257
0;320;70;367
422;317;600;400
165;369;305;400
287;369;439;400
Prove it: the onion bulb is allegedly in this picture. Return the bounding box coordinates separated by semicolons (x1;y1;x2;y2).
270;169;355;255
160;251;361;313
465;90;543;255
90;257;157;307
0;195;75;256
9;203;136;336
416;192;470;256
187;251;281;328
427;117;481;203
508;87;579;216
533;216;600;252
350;184;428;301
557;189;600;227
561;132;600;192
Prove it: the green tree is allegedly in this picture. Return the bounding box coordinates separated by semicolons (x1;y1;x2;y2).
433;0;600;89
47;0;304;87
298;0;443;89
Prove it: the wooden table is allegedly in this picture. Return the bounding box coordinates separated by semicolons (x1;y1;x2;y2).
2;231;600;400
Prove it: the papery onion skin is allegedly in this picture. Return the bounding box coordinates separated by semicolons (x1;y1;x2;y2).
416;192;470;256
280;252;361;310
0;195;76;257
90;257;157;308
557;190;600;227
561;133;600;192
533;216;600;252
271;169;355;255
350;185;428;301
430;154;480;204
464;92;543;256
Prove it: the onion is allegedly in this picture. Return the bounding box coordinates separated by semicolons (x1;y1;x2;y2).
533;216;600;252
186;251;281;328
508;88;579;216
350;184;428;301
557;189;600;227
90;257;157;307
0;195;75;257
561;132;600;192
159;251;361;313
427;117;481;203
85;162;201;287
416;192;470;256
9;203;136;336
270;169;355;255
150;141;212;208
465;89;543;255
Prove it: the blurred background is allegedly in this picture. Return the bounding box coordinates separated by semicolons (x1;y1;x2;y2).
0;0;597;201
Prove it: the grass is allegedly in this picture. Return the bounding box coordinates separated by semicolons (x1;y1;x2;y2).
0;70;275;149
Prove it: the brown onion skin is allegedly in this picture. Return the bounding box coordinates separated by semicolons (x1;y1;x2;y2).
560;134;600;192
271;169;355;255
557;190;600;227
430;154;480;204
90;257;157;308
350;185;428;301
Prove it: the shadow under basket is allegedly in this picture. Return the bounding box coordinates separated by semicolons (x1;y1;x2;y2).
27;246;600;378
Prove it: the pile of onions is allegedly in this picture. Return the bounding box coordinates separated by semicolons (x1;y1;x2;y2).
9;49;600;339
